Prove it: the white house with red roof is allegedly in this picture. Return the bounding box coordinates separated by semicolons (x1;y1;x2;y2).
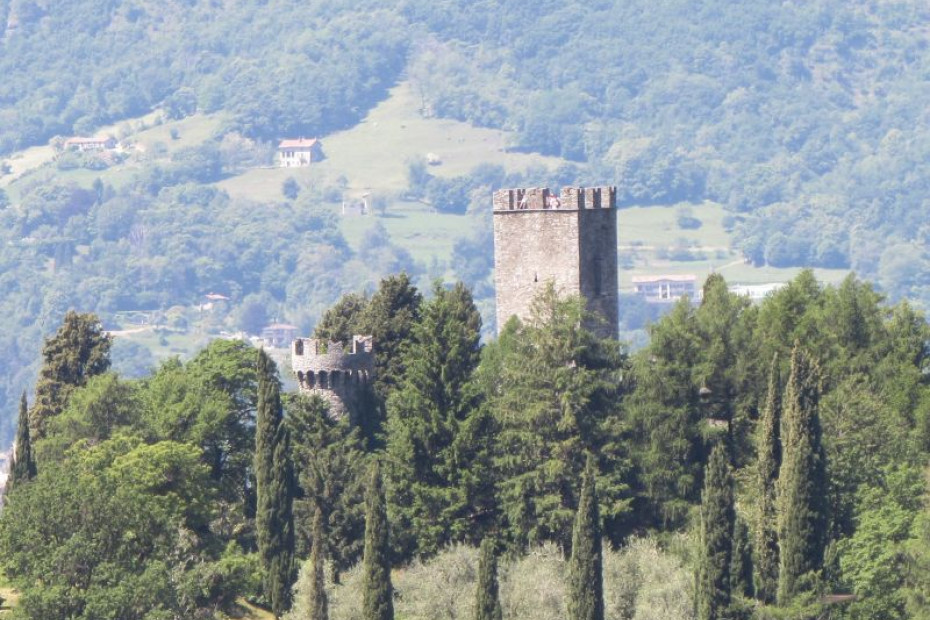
277;138;322;167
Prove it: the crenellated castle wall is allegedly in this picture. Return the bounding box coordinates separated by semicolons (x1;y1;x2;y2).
291;335;374;420
492;186;618;339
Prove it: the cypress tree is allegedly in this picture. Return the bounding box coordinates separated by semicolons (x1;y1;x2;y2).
474;537;502;620
696;444;734;620
255;349;294;617
9;392;36;489
30;311;112;439
362;462;393;620
568;454;604;620
753;355;780;603
776;345;827;605
731;517;754;599
308;504;328;620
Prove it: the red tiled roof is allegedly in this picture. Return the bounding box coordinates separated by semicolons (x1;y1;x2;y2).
278;138;318;149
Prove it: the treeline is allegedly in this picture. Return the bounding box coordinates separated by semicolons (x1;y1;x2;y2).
3;270;930;619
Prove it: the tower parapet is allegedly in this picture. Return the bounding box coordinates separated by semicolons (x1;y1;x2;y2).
492;186;619;339
291;335;374;420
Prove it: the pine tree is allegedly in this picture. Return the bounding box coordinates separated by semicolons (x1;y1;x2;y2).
776;344;827;605
696;444;735;620
385;282;491;557
568;454;604;620
30;311;112;439
362;462;393;620
753;355;780;603
9;392;36;489
308;505;328;620
255;349;294;617
474;536;502;620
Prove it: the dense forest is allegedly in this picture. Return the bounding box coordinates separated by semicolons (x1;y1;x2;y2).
0;0;929;437
3;273;930;619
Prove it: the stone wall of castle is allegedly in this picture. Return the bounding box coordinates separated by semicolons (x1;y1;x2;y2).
291;335;374;420
492;186;618;339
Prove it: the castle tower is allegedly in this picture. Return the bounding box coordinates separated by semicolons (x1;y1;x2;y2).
291;335;375;421
492;186;618;339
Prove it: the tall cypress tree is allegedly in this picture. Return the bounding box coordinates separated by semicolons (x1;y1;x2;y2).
308;504;328;620
255;349;294;617
753;355;780;603
777;343;827;605
474;537;502;620
9;392;36;489
362;462;393;620
696;444;735;620
776;345;827;605
568;454;604;620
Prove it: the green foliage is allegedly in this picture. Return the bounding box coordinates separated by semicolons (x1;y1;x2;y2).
696;444;734;620
362;462;394;620
8;392;36;489
385;282;490;558
839;466;924;620
474;537;502;620
776;345;828;605
255;348;295;616
314;293;369;344
288;394;367;581
307;506;329;620
358;273;423;405
29;310;112;440
567;455;605;620
482;284;631;550
754;355;781;604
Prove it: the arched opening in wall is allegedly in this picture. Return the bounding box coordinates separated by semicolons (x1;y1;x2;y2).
307;371;316;388
319;371;328;389
294;339;304;355
297;371;304;386
332;370;341;388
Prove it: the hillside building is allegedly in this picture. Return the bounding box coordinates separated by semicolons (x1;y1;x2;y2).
277;138;322;167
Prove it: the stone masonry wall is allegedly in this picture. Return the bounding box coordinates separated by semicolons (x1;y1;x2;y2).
291;336;374;420
493;186;618;339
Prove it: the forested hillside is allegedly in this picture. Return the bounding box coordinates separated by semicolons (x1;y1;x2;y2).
0;0;929;434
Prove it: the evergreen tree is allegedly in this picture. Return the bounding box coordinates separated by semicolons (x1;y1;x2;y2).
474;536;502;620
307;505;328;620
482;285;631;549
30;311;112;439
288;394;367;582
362;462;393;620
568;454;604;620
696;444;735;620
776;344;828;605
731;517;754;599
385;282;491;557
255;349;294;617
314;292;369;344
357;273;422;402
9;392;36;489
753;355;781;604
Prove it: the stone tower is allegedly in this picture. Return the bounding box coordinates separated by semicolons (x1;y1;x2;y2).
492;186;618;339
291;335;374;421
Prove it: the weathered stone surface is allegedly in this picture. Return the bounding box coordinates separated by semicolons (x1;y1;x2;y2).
291;335;374;420
493;186;618;339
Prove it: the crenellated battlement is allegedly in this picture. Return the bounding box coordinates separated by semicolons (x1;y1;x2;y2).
291;334;374;419
492;186;617;212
